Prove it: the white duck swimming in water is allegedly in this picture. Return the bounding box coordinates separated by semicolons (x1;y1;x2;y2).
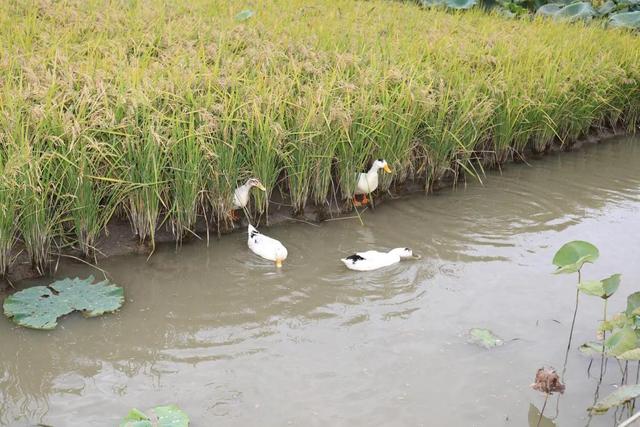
340;247;420;271
231;178;266;220
353;159;392;206
247;224;288;268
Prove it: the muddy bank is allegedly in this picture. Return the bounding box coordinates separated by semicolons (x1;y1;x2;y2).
0;128;631;287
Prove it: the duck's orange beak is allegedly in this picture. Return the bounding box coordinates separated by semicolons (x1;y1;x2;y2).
275;259;283;268
383;164;392;173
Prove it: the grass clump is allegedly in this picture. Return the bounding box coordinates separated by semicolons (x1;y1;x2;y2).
0;0;638;277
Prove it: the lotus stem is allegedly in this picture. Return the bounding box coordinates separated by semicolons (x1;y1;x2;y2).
536;393;549;427
599;298;608;382
562;269;581;379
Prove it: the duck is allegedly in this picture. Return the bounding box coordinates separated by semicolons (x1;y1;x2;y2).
340;247;420;271
353;159;392;206
231;178;266;220
247;224;288;268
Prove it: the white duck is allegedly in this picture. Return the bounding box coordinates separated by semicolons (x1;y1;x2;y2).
247;224;288;268
340;247;420;271
231;178;266;220
353;159;392;206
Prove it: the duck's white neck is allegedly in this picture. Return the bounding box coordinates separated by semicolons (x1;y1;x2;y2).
367;163;383;175
237;182;251;196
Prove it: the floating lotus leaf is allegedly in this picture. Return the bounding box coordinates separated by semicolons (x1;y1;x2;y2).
578;274;621;299
610;11;640;28
605;326;638;357
3;276;124;330
589;384;640;414
234;9;255;22
552;240;599;274
468;328;504;348
580;341;604;356
618;348;640;360
120;405;189;427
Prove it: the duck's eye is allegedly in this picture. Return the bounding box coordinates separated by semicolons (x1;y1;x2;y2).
377;158;384;162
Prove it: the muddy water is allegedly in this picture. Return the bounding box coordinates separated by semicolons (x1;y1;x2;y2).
2;136;640;427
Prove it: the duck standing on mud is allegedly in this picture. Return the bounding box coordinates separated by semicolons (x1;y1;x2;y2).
341;247;420;271
353;159;392;206
247;224;288;268
231;178;266;220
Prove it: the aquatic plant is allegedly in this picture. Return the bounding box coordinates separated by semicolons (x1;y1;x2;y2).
119;405;189;427
3;276;124;330
468;328;504;349
120;404;189;427
530;366;565;427
552;240;599;374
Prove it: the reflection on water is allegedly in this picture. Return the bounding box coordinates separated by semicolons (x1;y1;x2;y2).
1;136;639;426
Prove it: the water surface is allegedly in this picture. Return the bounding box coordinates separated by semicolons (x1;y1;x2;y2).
1;136;640;426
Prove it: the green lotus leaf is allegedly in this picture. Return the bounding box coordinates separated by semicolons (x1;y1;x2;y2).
618;348;640;360
3;276;124;330
597;0;617;15
421;0;447;7
552;240;599;274
557;2;597;20
626;292;640;317
468;328;504;348
446;0;478;9
578;274;621;299
610;10;640;27
580;341;604;356
120;405;189;427
537;3;566;16
589;384;640;414
234;9;255;22
605;326;638;357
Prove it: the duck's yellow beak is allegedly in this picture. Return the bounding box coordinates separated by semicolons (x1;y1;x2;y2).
257;183;266;192
275;259;283;268
383;164;392;173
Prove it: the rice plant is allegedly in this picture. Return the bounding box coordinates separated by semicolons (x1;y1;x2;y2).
0;0;638;277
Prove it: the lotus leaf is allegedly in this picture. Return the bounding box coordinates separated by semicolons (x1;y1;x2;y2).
120;405;189;427
552;241;599;274
235;9;255;22
618;348;640;360
580;341;604;356
421;0;477;9
578;274;621;299
555;2;597;20
610;10;640;26
468;328;504;348
537;3;565;15
3;276;124;330
605;326;638;356
598;0;617;15
446;0;478;9
627;292;640;316
589;384;640;414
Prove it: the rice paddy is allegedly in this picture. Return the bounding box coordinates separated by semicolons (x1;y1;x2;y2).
0;0;639;278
